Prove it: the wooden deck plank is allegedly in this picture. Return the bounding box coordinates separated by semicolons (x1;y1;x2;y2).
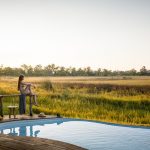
0;134;85;150
0;114;57;123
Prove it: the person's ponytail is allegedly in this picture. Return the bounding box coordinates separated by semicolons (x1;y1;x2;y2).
18;74;24;91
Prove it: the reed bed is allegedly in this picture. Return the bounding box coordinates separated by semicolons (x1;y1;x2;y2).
0;76;150;126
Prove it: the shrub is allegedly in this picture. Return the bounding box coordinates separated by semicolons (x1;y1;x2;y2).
41;80;53;91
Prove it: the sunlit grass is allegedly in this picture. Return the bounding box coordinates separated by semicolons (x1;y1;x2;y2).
0;76;150;126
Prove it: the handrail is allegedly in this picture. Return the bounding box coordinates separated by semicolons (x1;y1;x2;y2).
0;94;35;97
0;94;20;98
0;94;34;117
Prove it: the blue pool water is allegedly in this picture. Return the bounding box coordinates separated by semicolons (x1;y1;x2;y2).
0;118;149;150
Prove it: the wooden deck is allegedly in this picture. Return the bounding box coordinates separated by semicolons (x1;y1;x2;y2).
0;134;85;150
0;115;86;150
0;114;57;123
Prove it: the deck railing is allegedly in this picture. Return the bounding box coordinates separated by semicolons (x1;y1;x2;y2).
0;94;34;117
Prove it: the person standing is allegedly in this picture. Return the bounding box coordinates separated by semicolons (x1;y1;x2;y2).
18;74;38;114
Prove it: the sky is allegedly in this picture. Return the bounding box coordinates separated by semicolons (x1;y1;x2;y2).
0;0;150;70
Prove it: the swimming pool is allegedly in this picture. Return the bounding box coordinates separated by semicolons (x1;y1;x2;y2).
0;118;149;150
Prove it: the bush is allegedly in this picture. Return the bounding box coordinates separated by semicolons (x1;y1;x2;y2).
41;80;53;91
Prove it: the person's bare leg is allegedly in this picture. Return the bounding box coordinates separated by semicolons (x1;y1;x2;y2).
25;85;38;106
25;85;32;94
33;95;38;106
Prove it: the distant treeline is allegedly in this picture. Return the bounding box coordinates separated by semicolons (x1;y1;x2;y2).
0;64;150;76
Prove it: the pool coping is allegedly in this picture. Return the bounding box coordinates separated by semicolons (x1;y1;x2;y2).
0;114;58;123
69;118;150;129
0;115;150;129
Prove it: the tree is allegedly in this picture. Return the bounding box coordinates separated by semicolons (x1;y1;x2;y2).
44;65;53;76
70;67;77;76
21;64;29;75
140;66;148;75
102;69;112;76
96;68;102;76
125;69;137;76
84;67;94;76
0;64;149;77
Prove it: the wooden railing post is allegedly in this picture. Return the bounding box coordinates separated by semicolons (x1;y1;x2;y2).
0;96;3;117
29;95;33;116
0;94;35;117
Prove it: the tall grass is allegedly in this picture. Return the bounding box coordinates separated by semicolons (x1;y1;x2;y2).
0;77;150;126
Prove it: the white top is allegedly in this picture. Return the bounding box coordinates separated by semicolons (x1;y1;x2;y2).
19;81;31;94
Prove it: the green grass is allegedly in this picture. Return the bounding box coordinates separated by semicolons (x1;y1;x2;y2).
0;76;150;126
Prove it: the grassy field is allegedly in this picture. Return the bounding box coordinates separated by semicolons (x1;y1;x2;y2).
0;76;150;126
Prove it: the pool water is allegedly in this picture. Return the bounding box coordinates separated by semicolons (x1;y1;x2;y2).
0;118;149;150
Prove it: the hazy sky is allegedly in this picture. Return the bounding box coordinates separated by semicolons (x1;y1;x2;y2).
0;0;150;70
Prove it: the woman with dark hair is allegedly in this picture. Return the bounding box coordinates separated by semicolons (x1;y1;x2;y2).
18;74;37;106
